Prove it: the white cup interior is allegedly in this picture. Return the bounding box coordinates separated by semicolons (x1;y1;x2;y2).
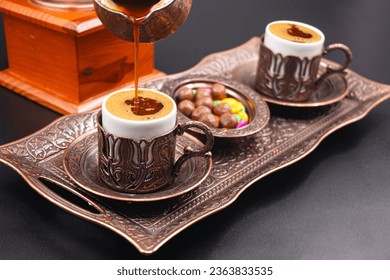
264;20;325;58
102;88;177;140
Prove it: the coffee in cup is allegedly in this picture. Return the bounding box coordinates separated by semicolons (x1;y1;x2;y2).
255;20;352;102
268;22;322;44
102;88;177;140
98;88;214;194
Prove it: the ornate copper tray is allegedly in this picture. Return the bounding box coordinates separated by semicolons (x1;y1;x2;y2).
0;37;389;255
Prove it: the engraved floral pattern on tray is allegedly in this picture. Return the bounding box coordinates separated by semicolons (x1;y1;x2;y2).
0;37;389;254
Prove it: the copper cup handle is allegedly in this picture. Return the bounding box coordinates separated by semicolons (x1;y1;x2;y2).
323;43;353;73
173;121;214;176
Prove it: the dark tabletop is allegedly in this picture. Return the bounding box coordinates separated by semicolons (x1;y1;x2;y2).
0;0;389;260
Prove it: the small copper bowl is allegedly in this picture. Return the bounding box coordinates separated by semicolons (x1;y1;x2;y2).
161;76;270;138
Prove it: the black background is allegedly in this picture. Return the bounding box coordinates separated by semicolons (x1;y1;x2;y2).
0;0;389;259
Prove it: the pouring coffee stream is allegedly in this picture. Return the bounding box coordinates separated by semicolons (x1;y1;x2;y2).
94;0;193;114
97;0;159;104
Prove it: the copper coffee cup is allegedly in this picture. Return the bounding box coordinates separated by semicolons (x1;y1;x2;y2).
96;112;213;194
255;21;352;102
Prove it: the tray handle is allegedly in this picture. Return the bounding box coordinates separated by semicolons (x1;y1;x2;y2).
27;176;107;219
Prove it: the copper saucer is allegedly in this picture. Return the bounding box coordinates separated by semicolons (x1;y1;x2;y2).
258;72;349;108
161;76;270;138
63;130;212;202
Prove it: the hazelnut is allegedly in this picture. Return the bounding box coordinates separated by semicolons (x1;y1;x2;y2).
176;87;194;101
178;99;195;117
191;105;211;121
213;102;231;116
198;113;219;128
195;87;212;100
195;97;214;110
211;83;227;100
219;112;238;129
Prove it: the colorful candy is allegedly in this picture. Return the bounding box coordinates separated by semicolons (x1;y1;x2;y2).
236;120;249;129
236;111;249;122
221;98;245;114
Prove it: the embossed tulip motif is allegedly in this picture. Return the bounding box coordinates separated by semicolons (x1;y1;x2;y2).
257;44;322;101
98;126;176;193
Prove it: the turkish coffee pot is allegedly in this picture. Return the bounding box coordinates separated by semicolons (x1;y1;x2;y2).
93;0;193;43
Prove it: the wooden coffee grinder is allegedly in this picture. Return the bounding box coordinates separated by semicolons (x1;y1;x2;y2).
0;0;162;114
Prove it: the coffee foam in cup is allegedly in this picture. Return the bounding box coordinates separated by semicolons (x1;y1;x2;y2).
102;88;177;140
269;22;322;44
264;20;325;58
105;89;174;121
